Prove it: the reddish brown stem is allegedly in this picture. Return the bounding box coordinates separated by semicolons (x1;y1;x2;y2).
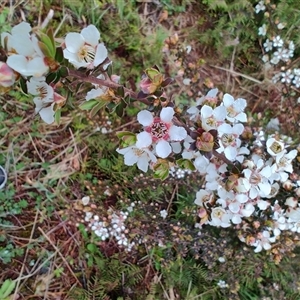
67;69;151;105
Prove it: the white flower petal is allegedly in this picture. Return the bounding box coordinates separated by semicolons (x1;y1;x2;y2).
156;140;171;158
94;43;108;66
136;131;152;148
81;25;100;46
222;93;234;106
160;107;174;122
38;105;55;124
169;125;187;141
65;32;85;53
137;157;149;172
137;110;153;126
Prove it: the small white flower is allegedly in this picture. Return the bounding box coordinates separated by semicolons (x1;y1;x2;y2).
258;24;267;36
27;77;55;124
281;70;294;84
277;23;285;30
136;107;187;158
63;25;108;69
255;1;266;14
160;209;168;219
217;280;228;288
266;138;285;157
292;76;300;88
200;104;226;131
263;39;273;52
222;94;247;123
117;144;157;172
81;196;90;205
253;230;276;253
273;35;284;48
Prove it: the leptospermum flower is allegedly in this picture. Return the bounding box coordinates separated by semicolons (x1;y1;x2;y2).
63;25;108;69
116;144;157;172
217;123;244;161
136;107;187;158
85;74;120;101
222;93;247;123
2;22;49;77
27;77;65;124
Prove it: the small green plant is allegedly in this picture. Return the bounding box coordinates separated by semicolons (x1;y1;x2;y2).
0;279;16;300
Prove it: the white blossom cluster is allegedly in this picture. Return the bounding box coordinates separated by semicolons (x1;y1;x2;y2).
255;1;300;87
169;166;192;179
187;90;298;252
1;23;109;124
83;204;135;251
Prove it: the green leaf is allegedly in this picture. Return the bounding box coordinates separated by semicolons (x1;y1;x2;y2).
90;100;107;118
19;77;28;94
54;109;61;124
38;31;56;58
55;47;64;63
153;161;169;181
59;66;69;78
0;279;16;299
115;99;126;117
79;99;98;111
176;158;195;171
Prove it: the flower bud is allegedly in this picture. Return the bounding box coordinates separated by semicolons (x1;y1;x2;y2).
285;197;297;208
0;62;16;88
283;180;293;191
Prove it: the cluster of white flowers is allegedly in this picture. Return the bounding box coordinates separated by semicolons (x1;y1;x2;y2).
1;22;49;77
84;207;135;251
255;1;300;88
217;280;228;288
183;89;298;252
169;166;192;179
1;23;109;124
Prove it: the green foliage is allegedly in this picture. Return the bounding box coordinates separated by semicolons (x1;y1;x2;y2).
0;279;16;300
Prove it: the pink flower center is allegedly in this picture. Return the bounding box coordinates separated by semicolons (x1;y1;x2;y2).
146;117;170;142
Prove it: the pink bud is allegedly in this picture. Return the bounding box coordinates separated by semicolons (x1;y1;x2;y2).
140;76;153;94
0;62;16;87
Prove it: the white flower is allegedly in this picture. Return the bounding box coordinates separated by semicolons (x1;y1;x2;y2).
270;56;280;65
187;88;218;120
276;150;297;172
266;138;285;157
217;123;244;161
292;76;300;88
160;209;168;219
200;105;226;131
222;94;247;123
253;231;276;253
63;25;108;69
3;22;49;77
255;1;266;14
82;196;90;205
273;35;284;48
117;144;157;172
194;189;213;206
281;70;294;84
258;24;267;36
209;207;232;228
217;280;228;288
27;77;56;124
242;156;272;199
263;39;273;52
136;107;187;158
85;74;108;100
